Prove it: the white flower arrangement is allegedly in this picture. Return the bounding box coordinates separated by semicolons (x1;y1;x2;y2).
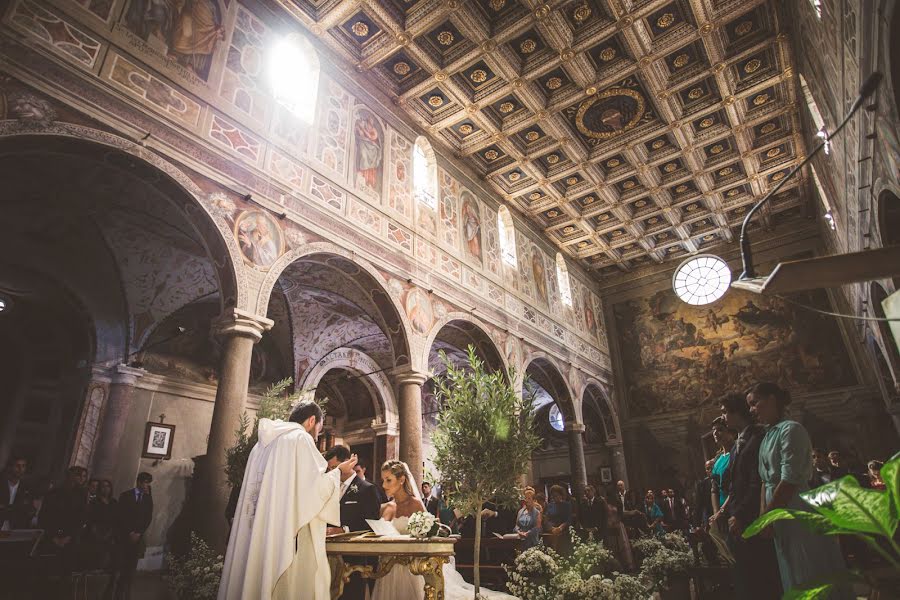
407;510;438;538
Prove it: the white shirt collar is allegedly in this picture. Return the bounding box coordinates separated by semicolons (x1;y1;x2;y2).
340;472;357;498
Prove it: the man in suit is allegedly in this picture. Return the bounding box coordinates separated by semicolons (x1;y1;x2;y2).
609;480;642;533
810;448;838;488
325;446;380;600
354;462;387;504
1;455;33;530
662;488;687;532
577;484;608;540
719;393;781;600
692;461;715;528
110;472;154;600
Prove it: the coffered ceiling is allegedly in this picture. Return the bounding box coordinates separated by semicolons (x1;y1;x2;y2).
275;0;809;278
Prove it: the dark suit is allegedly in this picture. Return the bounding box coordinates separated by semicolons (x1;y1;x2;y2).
336;477;380;600
110;489;153;600
661;496;687;531
577;496;608;537
692;477;714;527
723;425;781;600
0;479;34;529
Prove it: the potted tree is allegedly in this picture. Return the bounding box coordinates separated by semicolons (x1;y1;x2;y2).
431;347;541;599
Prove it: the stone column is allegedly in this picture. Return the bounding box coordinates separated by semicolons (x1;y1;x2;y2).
566;422;588;500
394;370;428;488
92;364;145;480
372;422;399;491
606;440;629;488
199;309;272;552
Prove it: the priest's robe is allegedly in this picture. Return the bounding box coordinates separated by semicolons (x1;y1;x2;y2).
218;418;341;600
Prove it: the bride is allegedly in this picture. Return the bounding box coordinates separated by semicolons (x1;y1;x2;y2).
372;460;519;600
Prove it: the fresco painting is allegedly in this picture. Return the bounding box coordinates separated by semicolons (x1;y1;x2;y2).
614;287;856;417
460;191;482;264
352;106;384;197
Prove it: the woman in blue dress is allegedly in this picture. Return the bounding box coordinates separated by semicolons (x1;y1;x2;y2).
514;487;543;549
748;382;851;598
641;490;665;536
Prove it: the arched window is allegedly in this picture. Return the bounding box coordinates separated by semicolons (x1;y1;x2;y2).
810;164;836;231
413;136;437;210
498;205;517;266
808;0;823;19
556;253;572;307
268;33;319;123
799;73;829;154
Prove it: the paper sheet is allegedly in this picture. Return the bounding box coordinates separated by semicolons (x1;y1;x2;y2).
365;519;403;537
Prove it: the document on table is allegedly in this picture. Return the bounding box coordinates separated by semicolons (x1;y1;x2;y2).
366;519;404;537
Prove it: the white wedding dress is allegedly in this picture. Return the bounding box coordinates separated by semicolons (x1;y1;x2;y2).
370;516;519;600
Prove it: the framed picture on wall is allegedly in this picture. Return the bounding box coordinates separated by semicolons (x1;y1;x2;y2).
600;467;613;483
142;422;175;460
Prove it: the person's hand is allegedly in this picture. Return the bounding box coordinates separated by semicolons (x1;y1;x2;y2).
480;508;496;519
727;516;743;537
708;510;721;527
129;532;141;543
326;527;344;535
518;531;527;538
338;455;358;481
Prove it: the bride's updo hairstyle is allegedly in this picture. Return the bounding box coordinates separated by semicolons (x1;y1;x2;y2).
381;460;416;498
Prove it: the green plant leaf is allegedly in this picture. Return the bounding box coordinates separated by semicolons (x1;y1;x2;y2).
802;475;897;538
742;508;854;539
782;583;834;600
880;454;900;521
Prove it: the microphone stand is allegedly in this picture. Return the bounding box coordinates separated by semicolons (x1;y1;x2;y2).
737;72;882;280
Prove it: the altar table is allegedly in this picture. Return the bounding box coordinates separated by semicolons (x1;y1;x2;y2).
326;535;457;600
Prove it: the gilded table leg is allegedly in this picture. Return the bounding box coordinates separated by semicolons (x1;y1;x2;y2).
328;555;348;600
409;556;448;600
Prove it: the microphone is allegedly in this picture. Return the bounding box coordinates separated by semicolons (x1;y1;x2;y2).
738;72;883;280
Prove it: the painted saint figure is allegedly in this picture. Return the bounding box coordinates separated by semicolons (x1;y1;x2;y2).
354;110;383;193
461;196;481;261
238;212;280;268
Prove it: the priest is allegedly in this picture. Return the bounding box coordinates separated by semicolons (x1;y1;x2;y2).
218;401;357;600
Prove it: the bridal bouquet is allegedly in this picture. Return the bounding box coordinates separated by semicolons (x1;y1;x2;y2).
407;511;440;538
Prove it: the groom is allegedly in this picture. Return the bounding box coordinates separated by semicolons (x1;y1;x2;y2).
325;445;380;600
219;401;357;600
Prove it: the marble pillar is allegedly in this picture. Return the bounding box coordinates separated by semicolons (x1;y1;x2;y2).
373;422;399;491
200;308;272;551
566;422;588;500
606;440;629;488
394;370;428;487
92;364;145;480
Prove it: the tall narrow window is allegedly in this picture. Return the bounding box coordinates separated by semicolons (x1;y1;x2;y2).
498;205;517;266
556;253;573;307
268;33;319;123
799;73;829;154
413;137;437;210
810;164;837;230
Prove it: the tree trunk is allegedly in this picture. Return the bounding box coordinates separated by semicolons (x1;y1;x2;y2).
474;505;482;599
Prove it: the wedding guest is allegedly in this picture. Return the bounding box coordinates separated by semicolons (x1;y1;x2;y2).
87;478;100;503
749;382;851;598
692;461;715;528
38;466;88;588
421;481;432;502
354;462;387;504
710;418;736;510
544;485;572;551
109;472;154;600
828;450;849;478
514;487;542;549
85;479;117;570
662;488;687;533
436;488;458;532
641;490;664;536
603;493;635;570
716;392;781;600
867;460;886;490
534;492;547;514
1;455;33;530
809;448;837;488
578;484;608;540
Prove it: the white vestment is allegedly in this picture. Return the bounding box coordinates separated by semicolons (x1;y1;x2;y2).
218;419;341;600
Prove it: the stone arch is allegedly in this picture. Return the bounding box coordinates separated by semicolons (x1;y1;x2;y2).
0;125;245;311
422;313;508;376
300;347;398;429
522;350;579;424
257;243;413;372
581;379;622;442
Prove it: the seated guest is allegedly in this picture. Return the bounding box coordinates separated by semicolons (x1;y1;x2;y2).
641;490;664;536
514;487;542;549
109;472;153;600
867;460;886;490
84;479;117;570
577;484;608;540
809;448;838;488
1;455;34;531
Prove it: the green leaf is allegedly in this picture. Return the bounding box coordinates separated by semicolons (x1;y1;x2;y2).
802;475;897;538
782;583;834;600
743;509;854;539
880;454;900;521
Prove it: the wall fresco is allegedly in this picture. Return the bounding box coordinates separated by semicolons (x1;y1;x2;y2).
459;189;482;266
614;288;857;417
234;209;284;269
9;0;103;69
350;105;385;199
312;77;350;177
219;4;270;124
387;130;413;219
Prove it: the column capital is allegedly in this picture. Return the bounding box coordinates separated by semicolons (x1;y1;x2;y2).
605;438;624;448
213;308;274;342
391;367;429;386
565;422;586;433
111;364;145;385
371;421;400;436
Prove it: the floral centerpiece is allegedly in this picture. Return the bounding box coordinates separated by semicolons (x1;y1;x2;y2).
407;510;440;538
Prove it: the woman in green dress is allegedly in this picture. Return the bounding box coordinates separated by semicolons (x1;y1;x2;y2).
748;382;851;598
